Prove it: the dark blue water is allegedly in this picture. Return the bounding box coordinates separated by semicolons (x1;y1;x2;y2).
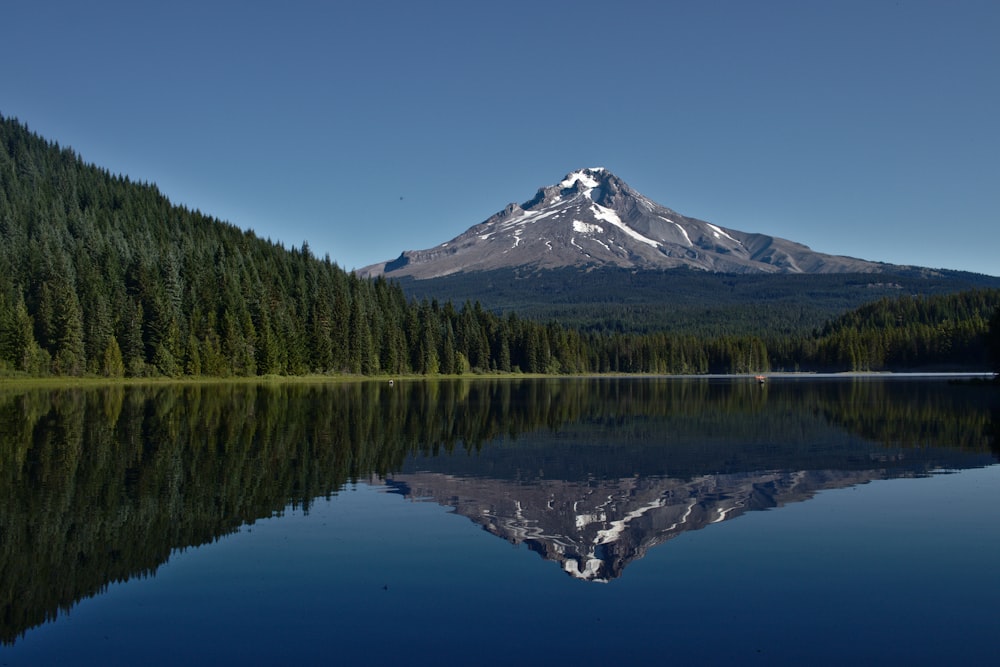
2;378;998;665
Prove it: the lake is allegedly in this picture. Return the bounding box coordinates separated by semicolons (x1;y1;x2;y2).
1;377;999;665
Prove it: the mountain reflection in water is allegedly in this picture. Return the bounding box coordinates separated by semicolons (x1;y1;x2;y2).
1;377;997;642
385;468;903;582
380;378;998;582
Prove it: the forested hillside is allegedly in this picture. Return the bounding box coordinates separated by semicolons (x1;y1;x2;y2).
789;290;1000;371
1;115;997;377
0;115;562;377
395;266;1000;337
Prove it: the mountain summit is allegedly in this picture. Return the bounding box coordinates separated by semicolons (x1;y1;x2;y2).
360;168;885;279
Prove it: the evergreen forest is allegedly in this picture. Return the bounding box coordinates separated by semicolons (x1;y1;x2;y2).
2;115;999;378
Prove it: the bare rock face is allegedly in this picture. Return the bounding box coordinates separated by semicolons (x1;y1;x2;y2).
359;168;886;279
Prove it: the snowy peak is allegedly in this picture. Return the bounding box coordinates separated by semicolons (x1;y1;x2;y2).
518;167;612;212
559;167;604;190
359;168;885;279
544;167;631;210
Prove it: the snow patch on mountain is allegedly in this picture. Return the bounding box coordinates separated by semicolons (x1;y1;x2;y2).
706;223;740;245
560;170;601;190
661;216;693;246
499;202;563;231
573;220;603;235
592;204;660;248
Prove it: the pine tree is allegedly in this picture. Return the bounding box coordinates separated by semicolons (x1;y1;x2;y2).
121;298;146;376
0;291;37;372
49;279;86;375
988;307;1000;376
440;320;456;375
185;332;202;376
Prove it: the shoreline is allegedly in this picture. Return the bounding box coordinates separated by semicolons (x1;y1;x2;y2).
0;370;994;391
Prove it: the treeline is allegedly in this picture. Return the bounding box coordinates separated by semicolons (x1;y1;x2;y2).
1;115;998;377
568;289;999;373
773;290;1000;372
395;266;1000;337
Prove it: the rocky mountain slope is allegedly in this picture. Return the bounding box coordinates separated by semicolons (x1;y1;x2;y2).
360;168;887;279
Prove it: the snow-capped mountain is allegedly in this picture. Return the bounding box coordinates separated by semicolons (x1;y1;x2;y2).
360;167;885;279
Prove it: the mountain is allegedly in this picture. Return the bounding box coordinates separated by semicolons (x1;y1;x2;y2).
359;167;1000;338
360;167;887;279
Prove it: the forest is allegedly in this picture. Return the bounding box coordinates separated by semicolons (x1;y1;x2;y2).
2;114;999;378
395;264;1000;337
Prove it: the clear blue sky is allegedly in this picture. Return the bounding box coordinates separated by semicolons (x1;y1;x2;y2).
4;0;998;276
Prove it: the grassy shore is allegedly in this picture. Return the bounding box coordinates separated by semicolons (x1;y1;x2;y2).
0;371;567;390
2;369;993;391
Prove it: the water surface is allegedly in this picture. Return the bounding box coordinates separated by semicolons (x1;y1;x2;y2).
1;377;998;664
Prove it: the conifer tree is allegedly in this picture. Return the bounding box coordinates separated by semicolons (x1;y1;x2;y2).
988;307;1000;376
121;299;146;376
0;291;37;372
48;278;86;375
185;332;202;376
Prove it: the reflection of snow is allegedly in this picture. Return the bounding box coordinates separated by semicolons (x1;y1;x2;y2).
388;465;900;584
595;498;668;545
712;496;746;523
564;558;606;582
575;512;607;530
663;501;697;532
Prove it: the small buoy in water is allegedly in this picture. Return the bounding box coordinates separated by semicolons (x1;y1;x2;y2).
388;379;394;387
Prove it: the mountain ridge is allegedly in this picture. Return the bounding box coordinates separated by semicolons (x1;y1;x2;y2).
360;167;890;279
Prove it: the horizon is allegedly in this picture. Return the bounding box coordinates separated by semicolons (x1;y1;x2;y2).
3;1;998;277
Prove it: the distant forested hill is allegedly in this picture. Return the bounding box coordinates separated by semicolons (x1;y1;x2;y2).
785;289;1000;371
1;115;997;377
394;266;1000;337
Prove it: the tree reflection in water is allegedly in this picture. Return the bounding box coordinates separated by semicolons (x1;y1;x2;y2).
1;377;996;642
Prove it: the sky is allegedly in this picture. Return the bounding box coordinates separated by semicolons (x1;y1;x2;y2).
3;0;998;276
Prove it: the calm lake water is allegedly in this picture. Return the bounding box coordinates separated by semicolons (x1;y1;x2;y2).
2;377;999;665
